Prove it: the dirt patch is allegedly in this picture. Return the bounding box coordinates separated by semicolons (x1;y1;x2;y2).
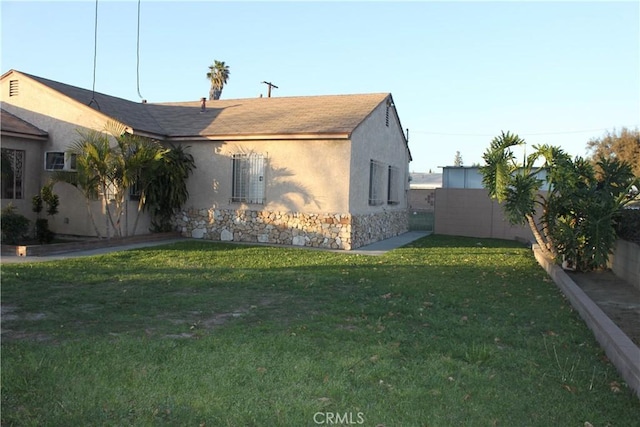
1;304;52;342
569;271;640;346
156;305;262;339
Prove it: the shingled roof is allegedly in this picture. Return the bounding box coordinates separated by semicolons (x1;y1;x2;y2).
22;72;167;136
151;93;390;139
0;108;48;140
18;71;391;140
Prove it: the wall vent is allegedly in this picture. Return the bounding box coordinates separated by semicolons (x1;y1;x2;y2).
9;80;18;97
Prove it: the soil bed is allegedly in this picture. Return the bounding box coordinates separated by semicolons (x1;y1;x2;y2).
569;270;640;346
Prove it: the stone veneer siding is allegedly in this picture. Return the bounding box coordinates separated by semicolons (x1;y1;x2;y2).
175;208;408;250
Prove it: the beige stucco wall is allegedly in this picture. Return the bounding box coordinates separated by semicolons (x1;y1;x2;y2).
434;188;534;242
349;100;410;214
1;72;152;237
178;139;352;214
0;135;44;223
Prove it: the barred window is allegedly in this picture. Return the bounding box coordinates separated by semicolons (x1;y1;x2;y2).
231;153;265;204
387;165;400;204
1;148;25;199
129;177;142;201
368;159;386;206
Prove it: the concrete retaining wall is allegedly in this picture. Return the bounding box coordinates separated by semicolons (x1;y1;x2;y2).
533;245;640;399
610;239;640;292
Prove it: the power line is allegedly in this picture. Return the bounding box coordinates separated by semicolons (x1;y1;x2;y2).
136;0;144;100
410;126;639;138
88;0;100;110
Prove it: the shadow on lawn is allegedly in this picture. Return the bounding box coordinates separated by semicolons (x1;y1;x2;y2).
1;251;553;344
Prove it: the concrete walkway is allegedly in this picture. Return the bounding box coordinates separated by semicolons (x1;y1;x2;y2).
0;238;189;264
349;231;431;255
0;231;432;264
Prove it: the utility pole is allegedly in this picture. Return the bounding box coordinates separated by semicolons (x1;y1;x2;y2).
261;81;278;98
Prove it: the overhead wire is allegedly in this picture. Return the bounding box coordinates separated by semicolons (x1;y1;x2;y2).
88;0;100;110
410;126;639;138
136;0;144;100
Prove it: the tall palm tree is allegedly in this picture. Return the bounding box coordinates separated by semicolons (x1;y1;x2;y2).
206;60;230;100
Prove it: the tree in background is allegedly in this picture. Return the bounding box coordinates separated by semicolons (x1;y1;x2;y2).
453;151;463;166
481;131;639;271
586;127;640;177
207;60;230;101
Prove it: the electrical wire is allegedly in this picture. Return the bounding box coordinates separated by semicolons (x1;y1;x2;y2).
136;0;144;100
410;126;639;138
88;0;100;110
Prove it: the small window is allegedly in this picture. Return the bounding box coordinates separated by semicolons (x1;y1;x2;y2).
368;160;386;206
9;80;18;97
45;152;77;171
1;148;25;199
231;153;265;204
387;166;400;204
129;178;142;201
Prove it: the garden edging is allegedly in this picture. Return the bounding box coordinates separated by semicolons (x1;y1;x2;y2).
1;232;181;257
532;244;640;399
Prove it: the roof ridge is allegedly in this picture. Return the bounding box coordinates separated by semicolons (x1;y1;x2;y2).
5;71;398;141
154;92;390;106
16;71;169;137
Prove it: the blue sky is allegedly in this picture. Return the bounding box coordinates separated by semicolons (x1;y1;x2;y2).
2;1;638;173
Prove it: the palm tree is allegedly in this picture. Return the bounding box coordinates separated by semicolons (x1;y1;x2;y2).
53;121;167;238
143;144;196;232
53;129;111;238
480;131;639;270
480;131;556;259
206;60;230;100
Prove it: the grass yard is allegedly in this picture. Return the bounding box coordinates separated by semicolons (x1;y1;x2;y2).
1;235;638;426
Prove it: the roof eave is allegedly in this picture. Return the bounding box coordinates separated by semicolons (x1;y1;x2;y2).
166;132;352;142
127;128;168;140
0;130;48;141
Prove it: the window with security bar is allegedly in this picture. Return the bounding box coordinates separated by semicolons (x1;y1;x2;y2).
231;153;265;204
1;148;25;199
368;159;386;206
387;165;400;204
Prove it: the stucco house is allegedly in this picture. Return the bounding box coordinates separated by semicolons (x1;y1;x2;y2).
1;70;411;250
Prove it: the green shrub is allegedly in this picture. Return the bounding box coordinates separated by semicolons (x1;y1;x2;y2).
34;218;55;244
1;205;30;245
32;184;59;244
616;208;640;244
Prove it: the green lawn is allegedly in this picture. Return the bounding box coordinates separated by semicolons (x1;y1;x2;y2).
1;235;638;426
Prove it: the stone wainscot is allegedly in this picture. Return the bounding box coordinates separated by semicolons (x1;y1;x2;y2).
175;208;408;250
